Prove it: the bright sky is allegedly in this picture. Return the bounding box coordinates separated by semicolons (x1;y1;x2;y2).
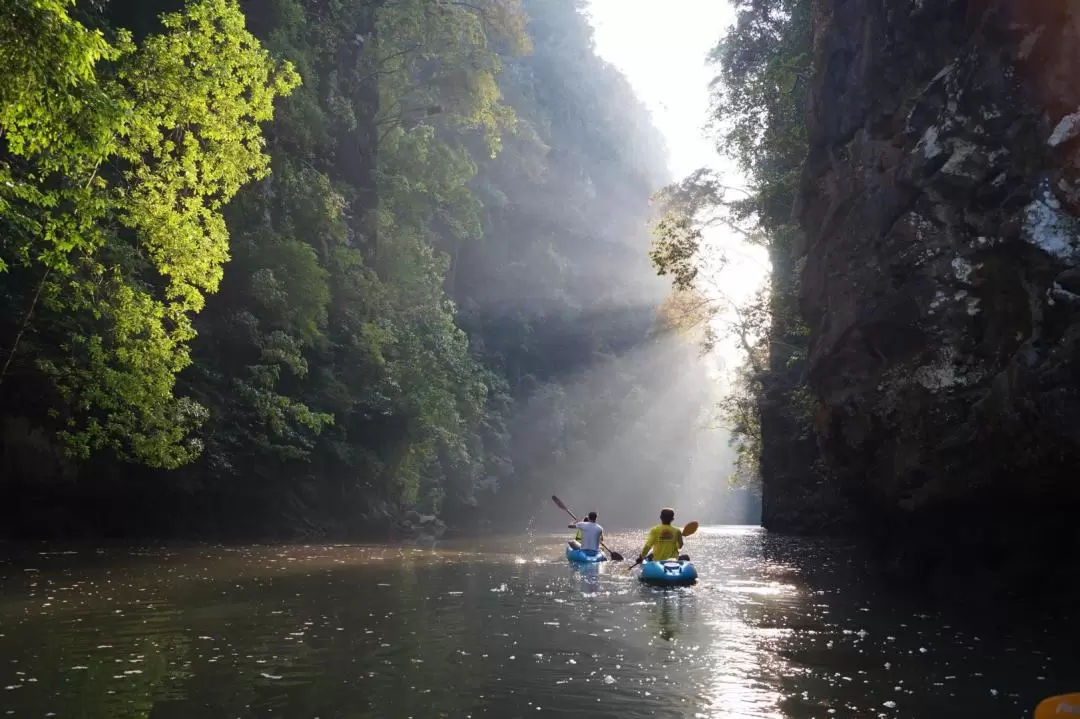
586;0;771;368
586;0;733;180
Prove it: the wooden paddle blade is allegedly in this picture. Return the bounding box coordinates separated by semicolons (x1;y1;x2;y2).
608;550;624;561
551;495;578;522
682;521;700;537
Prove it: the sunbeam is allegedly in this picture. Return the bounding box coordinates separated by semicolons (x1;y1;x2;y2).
507;327;756;530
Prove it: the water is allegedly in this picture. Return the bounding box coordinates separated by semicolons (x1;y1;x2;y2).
0;527;1073;718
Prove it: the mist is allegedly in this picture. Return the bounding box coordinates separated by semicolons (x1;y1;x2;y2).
434;0;761;533
505;330;760;532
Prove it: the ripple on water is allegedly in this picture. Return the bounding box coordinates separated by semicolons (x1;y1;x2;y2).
0;534;1074;718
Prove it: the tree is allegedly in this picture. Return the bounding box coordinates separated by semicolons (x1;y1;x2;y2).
649;0;813;486
0;0;675;537
0;0;299;467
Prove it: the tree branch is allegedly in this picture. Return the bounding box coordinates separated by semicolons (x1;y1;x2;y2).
355;42;426;86
0;267;50;388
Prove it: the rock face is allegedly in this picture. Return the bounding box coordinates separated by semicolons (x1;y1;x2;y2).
796;0;1080;564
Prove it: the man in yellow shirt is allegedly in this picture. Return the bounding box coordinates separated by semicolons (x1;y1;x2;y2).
638;508;685;562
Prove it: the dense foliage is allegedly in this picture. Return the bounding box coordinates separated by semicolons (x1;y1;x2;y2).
0;0;697;536
0;0;299;468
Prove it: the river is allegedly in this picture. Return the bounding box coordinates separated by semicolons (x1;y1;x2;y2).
0;526;1072;718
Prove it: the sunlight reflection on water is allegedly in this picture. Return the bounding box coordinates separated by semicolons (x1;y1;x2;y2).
0;528;1073;718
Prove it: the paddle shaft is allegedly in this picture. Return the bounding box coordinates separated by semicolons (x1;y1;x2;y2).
552;496;622;560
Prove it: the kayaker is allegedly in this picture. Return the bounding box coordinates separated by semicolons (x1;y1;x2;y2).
637;508;685;563
568;511;603;554
568;522;584;550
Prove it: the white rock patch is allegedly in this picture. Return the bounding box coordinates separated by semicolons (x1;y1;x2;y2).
1048;107;1080;147
1023;182;1079;261
918;126;942;159
951;257;975;284
914;348;982;391
939;140;979;178
928;289;947;314
1051;282;1080;303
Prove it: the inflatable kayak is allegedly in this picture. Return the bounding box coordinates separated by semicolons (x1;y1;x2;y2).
566;546;607;563
639;559;697;586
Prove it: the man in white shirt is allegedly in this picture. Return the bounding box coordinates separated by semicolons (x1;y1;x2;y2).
568;511;604;555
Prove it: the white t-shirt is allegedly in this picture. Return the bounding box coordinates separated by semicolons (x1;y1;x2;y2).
575;521;603;552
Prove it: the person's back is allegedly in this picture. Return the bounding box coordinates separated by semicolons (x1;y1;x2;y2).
639;508;683;562
573;512;603;553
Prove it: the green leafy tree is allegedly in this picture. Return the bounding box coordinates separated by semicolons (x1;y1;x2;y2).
0;0;298;467
0;0;676;537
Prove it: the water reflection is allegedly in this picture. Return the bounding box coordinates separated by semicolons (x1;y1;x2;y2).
694;527;793;719
0;531;1074;718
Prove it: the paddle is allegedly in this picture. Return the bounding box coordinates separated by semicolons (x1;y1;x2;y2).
551;495;625;561
626;521;699;572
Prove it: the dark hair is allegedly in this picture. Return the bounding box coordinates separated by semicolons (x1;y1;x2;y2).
660;508;675;524
586;511;597;521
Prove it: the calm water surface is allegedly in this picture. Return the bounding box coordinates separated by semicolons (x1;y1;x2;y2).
0;527;1073;718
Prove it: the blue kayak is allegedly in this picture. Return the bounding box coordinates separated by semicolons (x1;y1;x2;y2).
639;559;697;585
566;546;607;563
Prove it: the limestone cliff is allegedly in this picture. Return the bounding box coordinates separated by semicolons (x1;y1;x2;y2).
795;0;1080;566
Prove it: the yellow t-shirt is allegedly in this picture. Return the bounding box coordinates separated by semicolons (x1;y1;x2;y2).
640;523;683;561
575;528;583;542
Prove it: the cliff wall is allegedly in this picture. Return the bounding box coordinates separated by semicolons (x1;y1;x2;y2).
796;0;1080;569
